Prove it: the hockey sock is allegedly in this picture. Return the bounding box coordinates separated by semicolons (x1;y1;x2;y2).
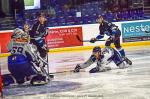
118;48;125;57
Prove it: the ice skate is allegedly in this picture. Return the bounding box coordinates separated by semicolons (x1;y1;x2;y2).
30;75;48;86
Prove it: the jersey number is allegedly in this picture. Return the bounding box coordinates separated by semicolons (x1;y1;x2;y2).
12;47;23;53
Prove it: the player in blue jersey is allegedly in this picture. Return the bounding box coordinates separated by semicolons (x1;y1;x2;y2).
74;46;128;73
29;12;48;60
90;15;132;65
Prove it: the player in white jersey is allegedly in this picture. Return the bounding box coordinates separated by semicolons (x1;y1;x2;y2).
3;28;49;86
74;46;129;73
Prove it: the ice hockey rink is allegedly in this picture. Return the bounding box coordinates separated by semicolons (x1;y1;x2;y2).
1;46;150;99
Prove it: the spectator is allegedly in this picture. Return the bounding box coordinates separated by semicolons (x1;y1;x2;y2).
12;0;24;19
47;6;56;17
112;0;120;12
0;1;5;18
119;0;129;10
0;9;6;18
63;0;73;11
102;0;114;12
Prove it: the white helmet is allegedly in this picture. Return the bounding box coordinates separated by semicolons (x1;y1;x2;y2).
13;28;24;38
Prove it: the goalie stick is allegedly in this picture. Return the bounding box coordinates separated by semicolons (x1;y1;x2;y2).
30;37;53;82
44;36;51;81
76;35;105;42
31;51;54;82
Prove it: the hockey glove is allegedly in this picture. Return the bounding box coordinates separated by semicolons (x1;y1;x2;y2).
90;38;97;43
74;64;81;73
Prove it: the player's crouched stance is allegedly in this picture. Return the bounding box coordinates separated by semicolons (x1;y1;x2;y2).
2;28;51;86
74;46;131;73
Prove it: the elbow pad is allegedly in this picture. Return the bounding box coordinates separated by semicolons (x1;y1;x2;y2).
96;35;104;39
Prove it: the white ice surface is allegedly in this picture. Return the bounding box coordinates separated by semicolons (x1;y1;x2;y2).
1;46;150;99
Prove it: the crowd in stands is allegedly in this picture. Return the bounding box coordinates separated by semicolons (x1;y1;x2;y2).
14;0;146;28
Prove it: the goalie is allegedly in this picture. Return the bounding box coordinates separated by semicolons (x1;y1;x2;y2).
74;46;129;73
2;28;50;86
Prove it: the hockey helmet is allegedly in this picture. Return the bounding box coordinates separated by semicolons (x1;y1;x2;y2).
98;14;105;19
93;46;101;53
13;28;24;38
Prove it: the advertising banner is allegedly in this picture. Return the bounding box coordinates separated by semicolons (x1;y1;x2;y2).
0;32;12;53
122;21;150;42
46;26;83;48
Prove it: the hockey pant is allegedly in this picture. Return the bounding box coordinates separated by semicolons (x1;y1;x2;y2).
3;54;46;86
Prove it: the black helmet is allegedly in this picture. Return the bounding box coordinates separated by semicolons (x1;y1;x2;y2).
93;46;101;53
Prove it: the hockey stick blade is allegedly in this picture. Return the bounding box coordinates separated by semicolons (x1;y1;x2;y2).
40;67;54;81
76;35;105;42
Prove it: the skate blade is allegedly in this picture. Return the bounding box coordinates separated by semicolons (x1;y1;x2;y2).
32;81;48;86
99;68;111;72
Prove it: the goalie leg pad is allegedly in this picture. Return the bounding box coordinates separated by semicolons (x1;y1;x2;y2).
2;74;16;86
30;74;48;86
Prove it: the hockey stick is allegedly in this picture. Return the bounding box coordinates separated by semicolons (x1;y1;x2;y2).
141;30;150;33
76;35;105;42
36;38;52;81
144;31;150;33
31;62;54;85
141;28;150;33
37;53;48;65
30;37;53;81
44;36;51;80
32;54;54;82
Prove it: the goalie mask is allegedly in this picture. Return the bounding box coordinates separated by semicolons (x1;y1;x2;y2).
13;28;24;39
13;28;29;42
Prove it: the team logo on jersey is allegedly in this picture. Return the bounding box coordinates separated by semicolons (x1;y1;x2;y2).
12;56;16;61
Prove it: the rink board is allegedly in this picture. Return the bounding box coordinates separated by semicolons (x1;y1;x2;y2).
0;20;150;98
0;19;150;54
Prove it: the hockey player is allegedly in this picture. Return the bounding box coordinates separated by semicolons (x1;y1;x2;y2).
11;23;30;41
29;12;48;60
74;46;127;73
90;15;132;65
3;28;49;86
23;23;30;34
